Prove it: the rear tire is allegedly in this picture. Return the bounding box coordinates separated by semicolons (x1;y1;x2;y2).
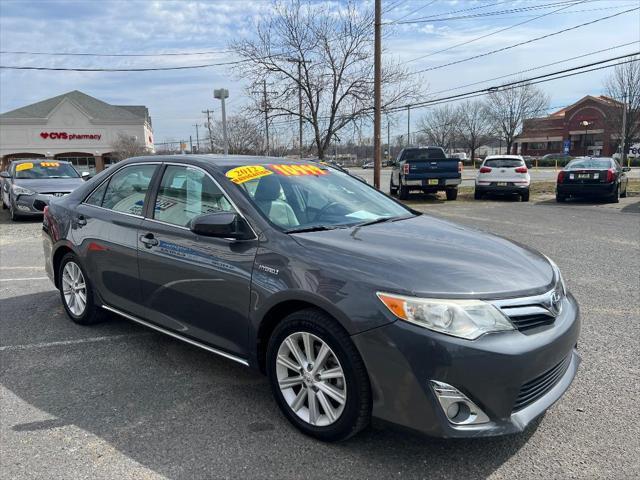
9;203;20;221
521;191;530;202
399;183;410;200
389;178;398;196
609;185;620;203
556;193;566;203
474;190;482;200
446;188;458;201
58;253;106;325
266;309;371;442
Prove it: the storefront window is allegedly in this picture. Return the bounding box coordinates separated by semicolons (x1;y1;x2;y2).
57;157;97;174
529;142;546;150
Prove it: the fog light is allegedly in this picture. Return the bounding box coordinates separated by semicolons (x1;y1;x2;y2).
430;381;490;425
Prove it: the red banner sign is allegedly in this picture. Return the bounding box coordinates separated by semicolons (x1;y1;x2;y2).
40;132;102;140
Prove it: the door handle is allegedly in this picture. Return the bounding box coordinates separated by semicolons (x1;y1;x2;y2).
140;233;159;248
77;215;87;226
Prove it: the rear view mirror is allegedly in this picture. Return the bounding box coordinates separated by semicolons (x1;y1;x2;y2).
0;171;11;178
189;212;253;240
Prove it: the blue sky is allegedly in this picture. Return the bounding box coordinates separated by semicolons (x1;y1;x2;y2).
1;0;639;145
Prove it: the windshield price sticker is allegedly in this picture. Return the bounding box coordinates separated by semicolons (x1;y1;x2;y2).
16;163;34;171
226;165;273;184
270;164;328;176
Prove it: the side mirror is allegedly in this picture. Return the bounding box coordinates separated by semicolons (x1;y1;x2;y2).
0;171;11;178
81;171;91;180
189;212;252;240
622;166;631;172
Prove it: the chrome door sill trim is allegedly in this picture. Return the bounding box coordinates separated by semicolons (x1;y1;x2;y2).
102;305;249;366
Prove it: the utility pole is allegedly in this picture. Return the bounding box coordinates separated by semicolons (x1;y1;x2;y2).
189;135;193;153
202;109;214;152
298;61;303;159
373;0;382;189
214;89;229;155
621;92;628;166
193;124;200;153
407;105;411;147
264;80;270;156
387;116;391;165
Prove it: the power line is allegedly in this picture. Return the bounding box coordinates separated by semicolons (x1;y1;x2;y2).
403;0;589;64
0;49;233;57
406;6;639;76
387;0;510;24
389;53;639;113
393;0;588;24
387;0;438;24
427;42;639;97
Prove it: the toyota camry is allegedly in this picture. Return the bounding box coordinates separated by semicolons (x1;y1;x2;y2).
42;155;580;441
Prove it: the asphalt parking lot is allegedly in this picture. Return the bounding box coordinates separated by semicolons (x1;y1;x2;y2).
1;196;639;479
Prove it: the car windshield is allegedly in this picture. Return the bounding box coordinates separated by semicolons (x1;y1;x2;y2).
14;161;80;179
484;158;524;168
566;159;612;169
225;163;414;231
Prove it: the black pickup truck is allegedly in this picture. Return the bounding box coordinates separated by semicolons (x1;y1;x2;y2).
390;147;462;200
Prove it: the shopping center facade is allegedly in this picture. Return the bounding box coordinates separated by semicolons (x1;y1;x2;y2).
0;90;153;173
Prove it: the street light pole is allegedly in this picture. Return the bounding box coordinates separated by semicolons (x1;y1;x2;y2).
214;89;229;155
580;120;591;156
193;124;200;153
373;0;382;189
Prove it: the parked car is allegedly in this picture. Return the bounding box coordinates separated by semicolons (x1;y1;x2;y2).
43;155;580;442
1;159;89;220
390;147;462;200
475;155;530;201
556;157;629;203
361;161;374;169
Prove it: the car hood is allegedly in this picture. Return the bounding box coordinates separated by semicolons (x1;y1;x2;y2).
14;178;85;193
291;215;555;298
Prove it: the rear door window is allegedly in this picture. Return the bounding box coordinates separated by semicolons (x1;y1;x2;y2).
101;164;157;215
402;149;446;162
484;158;524;168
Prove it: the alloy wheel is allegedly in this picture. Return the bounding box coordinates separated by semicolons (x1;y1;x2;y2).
276;331;347;427
62;261;87;316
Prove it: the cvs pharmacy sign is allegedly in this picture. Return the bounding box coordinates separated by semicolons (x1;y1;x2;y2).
40;132;102;140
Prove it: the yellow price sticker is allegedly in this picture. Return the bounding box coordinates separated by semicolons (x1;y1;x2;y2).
41;162;60;168
225;165;273;184
16;162;34;171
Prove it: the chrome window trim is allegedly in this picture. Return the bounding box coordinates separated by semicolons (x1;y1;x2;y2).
157;161;258;239
102;304;249;366
84;203;144;220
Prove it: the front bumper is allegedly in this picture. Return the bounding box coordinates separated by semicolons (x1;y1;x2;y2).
352;293;580;438
11;192;67;215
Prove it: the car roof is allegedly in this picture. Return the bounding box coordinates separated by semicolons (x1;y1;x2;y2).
123;154;321;171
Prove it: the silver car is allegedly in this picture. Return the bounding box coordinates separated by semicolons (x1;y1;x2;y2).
1;159;89;220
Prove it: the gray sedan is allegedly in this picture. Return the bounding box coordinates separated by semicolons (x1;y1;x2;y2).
1;159;88;220
42;155;580;441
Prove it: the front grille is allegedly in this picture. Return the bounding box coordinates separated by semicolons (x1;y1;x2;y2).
508;313;555;332
513;354;571;411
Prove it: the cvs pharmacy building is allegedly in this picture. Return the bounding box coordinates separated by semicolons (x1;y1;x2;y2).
0;90;154;173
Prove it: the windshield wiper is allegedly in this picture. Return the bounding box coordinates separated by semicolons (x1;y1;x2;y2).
285;225;345;234
356;215;415;228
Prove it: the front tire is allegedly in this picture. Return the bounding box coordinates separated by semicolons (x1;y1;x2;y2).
620;183;627;198
267;309;371;442
398;182;410;200
389;177;398;196
58;253;106;325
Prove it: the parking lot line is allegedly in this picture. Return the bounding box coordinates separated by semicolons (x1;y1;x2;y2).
0;333;150;352
0;266;44;270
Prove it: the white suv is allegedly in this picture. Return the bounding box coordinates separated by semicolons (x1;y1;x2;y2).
475;155;530;201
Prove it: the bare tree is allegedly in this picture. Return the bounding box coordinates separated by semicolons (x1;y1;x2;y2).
484;82;550;154
231;0;422;159
604;57;640;162
417;104;459;150
111;133;149;161
210;115;263;155
456;100;493;162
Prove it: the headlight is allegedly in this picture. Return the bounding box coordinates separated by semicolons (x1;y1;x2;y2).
377;292;514;340
12;184;35;196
